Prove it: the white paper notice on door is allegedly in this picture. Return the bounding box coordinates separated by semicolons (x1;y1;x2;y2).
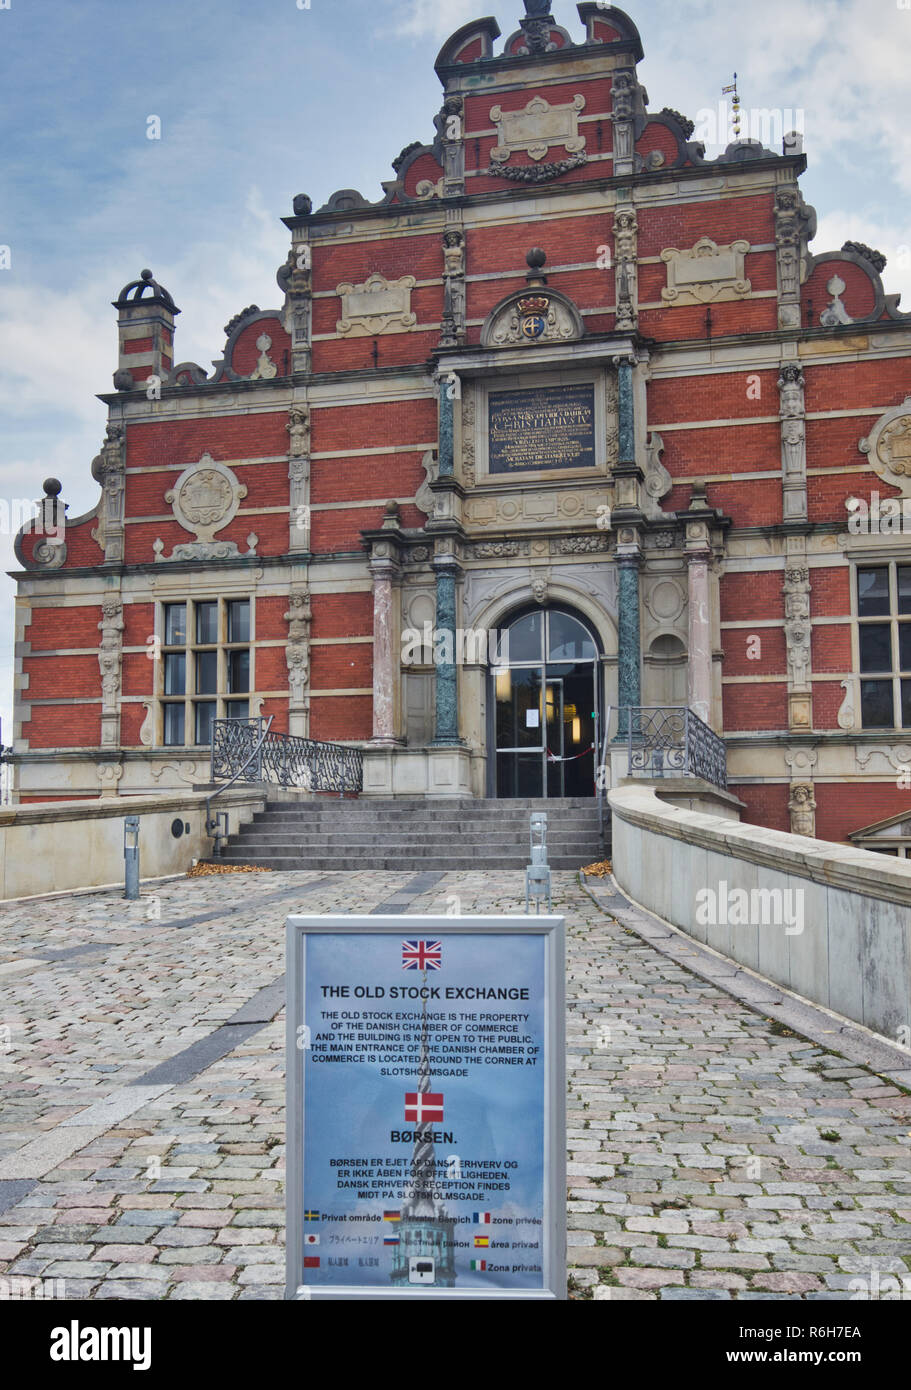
526;709;540;728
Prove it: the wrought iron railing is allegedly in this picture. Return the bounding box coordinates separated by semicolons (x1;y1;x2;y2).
621;706;727;790
210;717;363;795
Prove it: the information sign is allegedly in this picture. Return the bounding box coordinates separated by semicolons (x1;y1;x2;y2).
285;913;566;1300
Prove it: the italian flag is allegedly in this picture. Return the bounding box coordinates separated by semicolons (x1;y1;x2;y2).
470;1259;487;1272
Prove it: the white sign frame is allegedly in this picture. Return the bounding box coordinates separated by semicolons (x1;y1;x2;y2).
285;912;566;1300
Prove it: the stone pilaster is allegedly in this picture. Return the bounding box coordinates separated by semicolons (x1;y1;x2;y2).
610;69;636;178
615;534;642;737
778;362;808;522
434;95;465;198
785;746;818;837
438;386;454;480
285;585;312;739
685;546;712;726
774;186;816;330
613;204;638;333
783;549;813;732
90;424;126;563
288;404;311;552
98;597;124;749
369;556;403;746
280;229;313;373
431;546;461;746
439;223;466;348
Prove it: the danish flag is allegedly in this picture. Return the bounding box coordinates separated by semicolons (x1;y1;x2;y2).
405;1091;444;1124
402;939;442;971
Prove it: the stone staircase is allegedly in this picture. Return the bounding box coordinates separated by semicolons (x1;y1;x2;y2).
217;797;607;872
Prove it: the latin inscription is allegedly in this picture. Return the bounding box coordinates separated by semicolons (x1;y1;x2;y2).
488;385;596;474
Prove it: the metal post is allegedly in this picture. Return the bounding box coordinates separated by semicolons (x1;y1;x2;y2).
124;815;140;900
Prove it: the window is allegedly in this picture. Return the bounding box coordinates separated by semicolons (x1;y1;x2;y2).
161;598;252;746
856;565;911;729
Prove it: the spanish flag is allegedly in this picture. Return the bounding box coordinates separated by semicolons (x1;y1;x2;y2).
474;1235;489;1248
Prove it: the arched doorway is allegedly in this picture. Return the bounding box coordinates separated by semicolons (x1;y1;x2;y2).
488;606;601;799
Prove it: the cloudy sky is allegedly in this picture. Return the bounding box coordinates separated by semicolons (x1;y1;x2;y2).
1;0;909;749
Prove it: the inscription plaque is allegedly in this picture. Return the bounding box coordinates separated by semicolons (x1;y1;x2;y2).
488;385;596;474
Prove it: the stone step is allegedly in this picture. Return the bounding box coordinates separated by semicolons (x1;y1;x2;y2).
232;833;603;851
216;852;594;871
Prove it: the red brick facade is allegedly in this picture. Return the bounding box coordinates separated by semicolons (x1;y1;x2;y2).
11;4;911;848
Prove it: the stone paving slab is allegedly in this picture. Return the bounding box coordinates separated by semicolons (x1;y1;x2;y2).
0;867;909;1300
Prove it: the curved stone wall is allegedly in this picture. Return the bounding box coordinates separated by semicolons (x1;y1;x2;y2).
608;784;911;1044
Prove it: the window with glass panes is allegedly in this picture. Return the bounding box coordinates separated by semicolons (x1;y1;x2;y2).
160;598;252;746
856;565;911;729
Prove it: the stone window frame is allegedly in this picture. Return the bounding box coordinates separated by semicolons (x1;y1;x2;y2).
158;594;256;748
853;560;911;731
472;366;609;488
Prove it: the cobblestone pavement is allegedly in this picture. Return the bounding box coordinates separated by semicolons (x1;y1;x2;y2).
1;869;909;1300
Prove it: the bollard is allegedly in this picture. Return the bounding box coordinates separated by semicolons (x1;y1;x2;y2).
124;815;140;900
526;811;551;913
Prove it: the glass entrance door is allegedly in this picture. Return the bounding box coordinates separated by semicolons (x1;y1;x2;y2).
492;608;600;799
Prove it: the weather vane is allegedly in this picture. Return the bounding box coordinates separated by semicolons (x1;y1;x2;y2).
722;72;742;139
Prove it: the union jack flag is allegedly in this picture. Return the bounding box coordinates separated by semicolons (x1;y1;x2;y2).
402;939;442;971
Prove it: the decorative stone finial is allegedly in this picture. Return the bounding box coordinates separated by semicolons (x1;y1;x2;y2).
523;0;552;15
43;478;62;498
526;247;548;285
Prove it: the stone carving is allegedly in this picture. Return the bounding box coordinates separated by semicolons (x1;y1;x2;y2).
552;535;610;554
249;333;278;381
661;237;751;305
611;69;637;172
613;205;638;332
224;305;260;338
460;385;476;488
139;702;154;747
837;680;855;730
96;761;123;799
859;398;911;494
788;783;817;838
469;541;524;559
278;244;312;372
288;405;310;457
98;597;124;747
483;291;581;347
410;546;430;563
778;362;807;521
653;530;676;549
820;274;853;327
488;155;588;183
90;424;126;563
643;431;672;517
166;454;246;544
440;226;466;348
855;743;911;773
490;95;585;164
150;759;201;785
336;272;416;337
516;14;558;55
645;577;685;623
292;194;312;217
774;187;816;330
32;537;67;568
415;449;439;520
842;240;886;274
783;566;811;689
531;570;551;605
285;586;312;715
434;95;465;197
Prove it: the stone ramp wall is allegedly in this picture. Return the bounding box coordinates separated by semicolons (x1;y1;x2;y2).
0;788;265;900
608;783;911;1045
